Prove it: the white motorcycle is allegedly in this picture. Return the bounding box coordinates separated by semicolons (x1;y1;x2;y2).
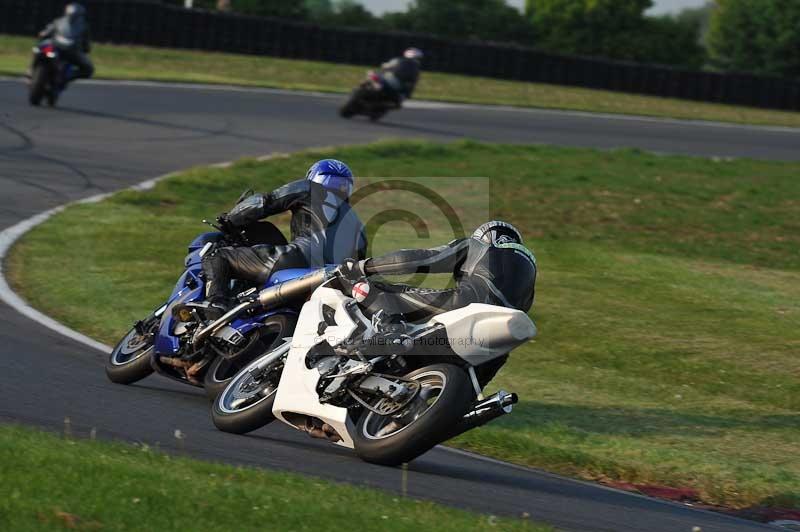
211;266;536;466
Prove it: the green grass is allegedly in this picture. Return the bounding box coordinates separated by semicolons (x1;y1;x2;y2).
7;140;800;510
0;425;546;531
3;33;800;127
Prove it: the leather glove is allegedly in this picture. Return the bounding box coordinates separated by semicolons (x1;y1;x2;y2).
216;213;234;232
339;258;367;282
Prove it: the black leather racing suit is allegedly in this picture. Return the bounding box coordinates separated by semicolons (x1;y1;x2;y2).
362;237;537;322
38;13;94;80
380;57;420;102
202;179;367;303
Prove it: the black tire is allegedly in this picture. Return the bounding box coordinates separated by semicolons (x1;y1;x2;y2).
352;363;475;466
340;86;369;118
105;318;158;385
203;314;295;401
368;108;388;122
46;89;59;107
339;96;358;118
211;337;290;434
28;65;47;106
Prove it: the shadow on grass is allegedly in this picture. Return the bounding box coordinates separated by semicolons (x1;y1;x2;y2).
502;400;799;438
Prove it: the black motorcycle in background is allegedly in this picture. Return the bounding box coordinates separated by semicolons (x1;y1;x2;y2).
28;40;69;107
339;70;401;121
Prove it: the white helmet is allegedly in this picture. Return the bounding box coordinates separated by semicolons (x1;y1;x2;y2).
403;47;424;60
65;3;86;18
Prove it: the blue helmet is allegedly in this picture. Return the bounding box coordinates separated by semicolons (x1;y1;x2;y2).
306;159;354;198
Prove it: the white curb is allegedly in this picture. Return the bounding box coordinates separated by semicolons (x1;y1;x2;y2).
0;173;181;354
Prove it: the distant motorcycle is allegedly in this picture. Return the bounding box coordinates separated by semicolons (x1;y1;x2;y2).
28;39;69;107
339;70;401;122
212;268;536;466
105;192;321;400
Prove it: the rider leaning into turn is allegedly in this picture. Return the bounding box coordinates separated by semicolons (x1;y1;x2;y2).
35;3;94;84
340;220;537;323
202;159;367;318
379;47;424;106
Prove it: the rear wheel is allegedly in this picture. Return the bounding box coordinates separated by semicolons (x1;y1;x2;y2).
28;65;47;106
105;316;158;384
211;337;290;434
352;363;474;466
203;314;295;400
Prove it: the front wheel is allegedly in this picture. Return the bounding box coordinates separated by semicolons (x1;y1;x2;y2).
352;363;475;466
368;108;388;122
339;87;368;118
105;315;159;384
28;64;47;106
46;87;59;107
211;336;290;434
339;96;358;118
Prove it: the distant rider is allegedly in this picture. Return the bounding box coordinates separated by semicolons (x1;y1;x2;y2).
202;159;367;318
35;2;94;84
379;47;423;106
340;220;537;323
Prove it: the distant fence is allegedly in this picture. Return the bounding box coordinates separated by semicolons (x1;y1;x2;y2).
3;0;799;111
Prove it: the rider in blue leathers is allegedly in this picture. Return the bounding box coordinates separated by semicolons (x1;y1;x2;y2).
202;159;367;317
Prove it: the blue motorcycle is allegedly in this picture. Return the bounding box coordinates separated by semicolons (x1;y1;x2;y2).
28;39;71;107
105;203;323;399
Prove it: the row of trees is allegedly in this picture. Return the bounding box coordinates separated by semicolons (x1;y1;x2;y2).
708;0;800;79
172;0;800;79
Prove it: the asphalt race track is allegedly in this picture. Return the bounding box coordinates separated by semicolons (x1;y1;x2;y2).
1;78;793;532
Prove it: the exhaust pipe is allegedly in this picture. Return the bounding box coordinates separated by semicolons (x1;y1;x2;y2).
464;390;518;423
447;390;518;440
193;267;334;346
302;417;342;443
257;267;334;308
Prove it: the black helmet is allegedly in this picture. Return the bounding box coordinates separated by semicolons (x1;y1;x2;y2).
65;3;86;18
472;220;523;246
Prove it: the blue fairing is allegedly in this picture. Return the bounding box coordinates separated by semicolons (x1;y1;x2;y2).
155;267;205;355
184;232;223;269
189;232;223;252
265;268;318;287
152;232;326;357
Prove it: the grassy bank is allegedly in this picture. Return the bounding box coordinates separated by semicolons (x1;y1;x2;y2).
7;140;800;510
0;425;545;531
2;33;800;127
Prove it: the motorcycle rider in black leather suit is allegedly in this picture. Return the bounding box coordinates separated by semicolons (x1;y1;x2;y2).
380;47;423;106
202;159;367;317
35;3;94;84
342;220;537;322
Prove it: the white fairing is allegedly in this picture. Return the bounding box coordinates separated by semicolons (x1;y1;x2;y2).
432;303;536;366
271;290;535;448
272;287;358;448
